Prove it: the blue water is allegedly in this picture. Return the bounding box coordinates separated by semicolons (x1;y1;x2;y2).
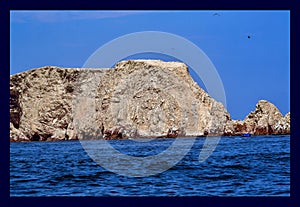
10;135;290;196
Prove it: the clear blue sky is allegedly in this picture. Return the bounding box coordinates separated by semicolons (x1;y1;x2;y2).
10;10;290;120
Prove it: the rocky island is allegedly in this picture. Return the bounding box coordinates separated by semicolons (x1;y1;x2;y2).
10;60;290;142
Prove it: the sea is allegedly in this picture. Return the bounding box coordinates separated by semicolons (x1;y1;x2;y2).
10;135;290;196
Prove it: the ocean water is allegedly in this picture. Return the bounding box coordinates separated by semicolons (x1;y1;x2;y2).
10;135;290;196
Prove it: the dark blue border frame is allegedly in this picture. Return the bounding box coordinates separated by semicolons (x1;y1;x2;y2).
1;0;299;207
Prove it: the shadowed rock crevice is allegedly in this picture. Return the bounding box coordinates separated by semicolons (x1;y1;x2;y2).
10;89;22;129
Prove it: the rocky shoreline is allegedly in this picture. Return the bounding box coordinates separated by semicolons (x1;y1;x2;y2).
10;60;290;142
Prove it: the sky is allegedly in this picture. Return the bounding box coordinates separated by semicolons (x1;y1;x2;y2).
10;10;290;120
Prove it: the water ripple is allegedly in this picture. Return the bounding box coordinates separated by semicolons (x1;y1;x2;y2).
10;135;290;196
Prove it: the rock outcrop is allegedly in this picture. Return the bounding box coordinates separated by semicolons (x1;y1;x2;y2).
224;100;290;136
10;60;290;141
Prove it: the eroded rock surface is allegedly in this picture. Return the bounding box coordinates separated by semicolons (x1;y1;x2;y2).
224;100;290;136
10;60;289;141
10;67;82;141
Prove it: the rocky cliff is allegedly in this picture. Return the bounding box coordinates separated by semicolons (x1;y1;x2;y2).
10;60;290;141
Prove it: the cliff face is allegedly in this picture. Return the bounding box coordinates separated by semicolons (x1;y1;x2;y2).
10;67;82;141
92;60;230;139
10;60;290;142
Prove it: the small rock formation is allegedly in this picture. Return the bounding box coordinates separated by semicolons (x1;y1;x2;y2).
224;100;290;136
166;127;186;138
9;60;290;141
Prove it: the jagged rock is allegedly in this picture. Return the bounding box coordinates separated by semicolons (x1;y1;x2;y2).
274;112;290;134
224;100;290;136
245;100;290;135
